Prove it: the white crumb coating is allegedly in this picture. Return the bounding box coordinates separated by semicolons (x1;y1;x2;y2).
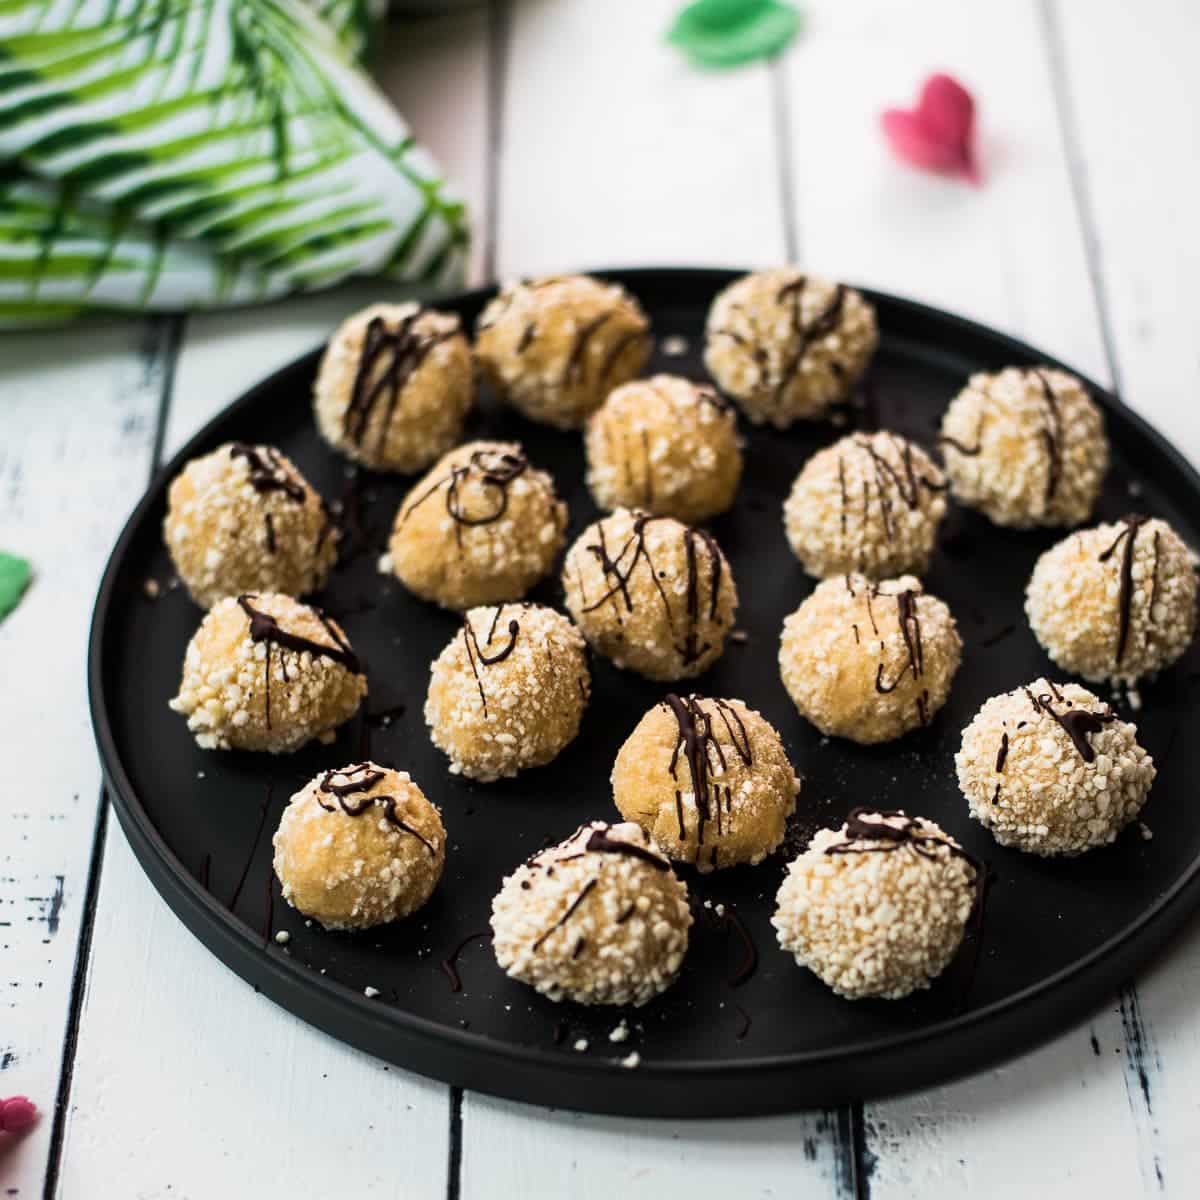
475;275;651;430
956;678;1156;856
386;440;568;611
703;269;878;427
313;303;474;473
490;821;692;1006
772;811;977;1000
611;695;799;872
425;603;591;782
584;374;743;523
272;762;445;930
939;366;1108;528
163;442;336;609
783;432;948;580
1026;517;1197;687
168;593;367;753
561;507;738;681
779;574;962;744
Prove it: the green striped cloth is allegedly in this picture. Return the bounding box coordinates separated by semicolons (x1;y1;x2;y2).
0;0;467;327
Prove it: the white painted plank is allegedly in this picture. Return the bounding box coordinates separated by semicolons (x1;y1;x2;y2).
460;2;843;1194
1054;0;1200;1190
0;320;167;1195
54;10;490;1195
494;0;785;278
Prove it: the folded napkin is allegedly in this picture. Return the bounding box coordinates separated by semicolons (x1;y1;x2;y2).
0;0;467;327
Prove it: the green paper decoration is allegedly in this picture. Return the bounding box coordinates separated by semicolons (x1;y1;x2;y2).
666;0;801;68
0;553;32;623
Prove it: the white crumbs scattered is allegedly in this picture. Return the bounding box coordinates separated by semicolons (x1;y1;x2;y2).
608;1020;630;1044
660;335;689;357
573;1038;589;1053
364;986;381;999
620;1051;641;1069
274;930;290;945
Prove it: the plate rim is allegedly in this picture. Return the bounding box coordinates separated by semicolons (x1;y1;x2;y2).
88;267;1200;1115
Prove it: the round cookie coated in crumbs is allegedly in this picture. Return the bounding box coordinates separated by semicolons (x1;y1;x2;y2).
1026;515;1197;687
704;268;878;427
387;440;567;610
612;694;800;872
561;507;738;681
772;809;978;1000
490;820;692;1006
273;762;445;930
168;592;366;753
313;303;474;474
783;432;948;579
163;442;335;608
425;603;591;781
956;678;1156;856
475;275;651;430
584;374;743;523
779;574;962;744
939;366;1108;528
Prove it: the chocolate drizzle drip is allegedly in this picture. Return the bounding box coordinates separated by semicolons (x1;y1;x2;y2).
344;313;456;453
1098;514;1150;666
722;908;758;987
871;587;931;727
440;930;491;993
771;276;847;409
399;447;530;545
237;595;361;730
230;443;306;503
664;694;752;854
1023;687;1117;764
584;826;670;871
1030;369;1063;502
316;764;437;855
460;606;525;718
995;732;1009;773
937;433;982;456
532;878;597;951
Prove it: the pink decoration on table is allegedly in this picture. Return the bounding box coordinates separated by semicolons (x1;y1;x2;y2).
0;1096;38;1135
881;73;980;183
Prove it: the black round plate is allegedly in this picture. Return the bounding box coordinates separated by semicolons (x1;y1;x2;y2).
90;269;1200;1117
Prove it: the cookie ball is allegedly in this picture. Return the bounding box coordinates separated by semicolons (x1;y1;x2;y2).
490;820;691;1006
779;574;962;744
168;593;366;753
475;275;651;430
939;366;1108;528
385;440;567;610
313;303;474;474
772;809;978;1000
956;679;1156;856
612;694;799;872
1026;516;1197;688
272;762;445;930
584;375;743;523
562;508;738;681
704;269;878;427
164;442;335;609
425;603;591;781
783;432;948;579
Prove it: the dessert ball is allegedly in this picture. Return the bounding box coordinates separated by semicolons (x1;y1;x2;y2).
939;366;1108;528
562;507;738;681
168;593;366;752
385;440;567;610
490;820;691;1006
584;374;742;523
783;432;948;579
164;442;335;609
425;603;591;781
273;762;445;930
773;809;978;1000
475;275;651;430
704;269;878;427
1026;515;1197;688
956;679;1156;856
779;574;962;744
612;694;799;872
313;302;474;474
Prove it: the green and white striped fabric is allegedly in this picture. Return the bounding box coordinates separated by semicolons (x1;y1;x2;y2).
0;0;467;327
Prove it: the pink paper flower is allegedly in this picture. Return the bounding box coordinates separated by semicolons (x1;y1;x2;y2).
0;1096;38;1135
881;73;980;184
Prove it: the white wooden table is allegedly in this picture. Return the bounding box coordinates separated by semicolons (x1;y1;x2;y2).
4;1;1200;1195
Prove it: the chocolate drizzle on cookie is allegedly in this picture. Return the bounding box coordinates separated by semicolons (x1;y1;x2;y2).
1022;685;1117;764
872;587;932;726
230;443;310;555
316;763;437;856
1098;514;1152;666
1030;368;1063;503
460;606;525;717
344;312;457;453
584;825;670;871
771;275;847;407
400;446;532;546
